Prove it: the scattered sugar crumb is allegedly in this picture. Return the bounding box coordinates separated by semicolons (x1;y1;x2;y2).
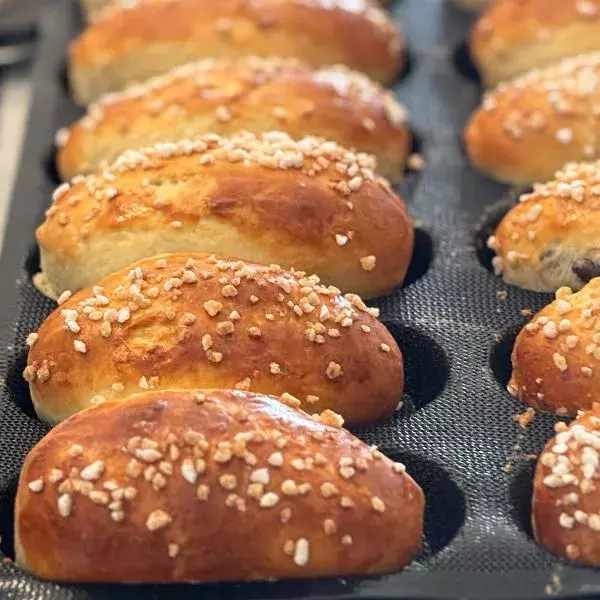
512;408;535;429
407;153;425;171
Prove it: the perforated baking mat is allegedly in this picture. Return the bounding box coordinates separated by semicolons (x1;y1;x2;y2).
2;0;600;597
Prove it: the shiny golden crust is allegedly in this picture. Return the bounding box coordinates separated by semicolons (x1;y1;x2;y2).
15;389;424;581
509;280;600;416
471;0;600;87
57;57;410;182
465;53;600;184
23;253;403;425
68;0;403;105
82;0;392;22
39;132;413;299
489;161;600;292
533;406;600;566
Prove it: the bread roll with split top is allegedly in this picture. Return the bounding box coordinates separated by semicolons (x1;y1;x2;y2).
38;132;414;300
465;53;600;184
68;0;403;105
488;160;600;292
24;253;404;425
15;388;425;581
471;0;600;87
509;279;600;416
56;56;410;181
533;405;600;566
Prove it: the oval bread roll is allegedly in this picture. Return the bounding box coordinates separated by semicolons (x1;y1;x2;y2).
24;253;404;425
56;56;410;181
509;280;600;416
465;53;600;184
80;0;392;22
533;406;600;566
15;388;425;582
39;132;414;300
471;0;600;87
488;161;600;292
68;0;403;105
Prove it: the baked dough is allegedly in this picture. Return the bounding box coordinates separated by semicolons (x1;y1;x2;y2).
488;160;600;292
39;132;414;299
69;0;404;105
465;52;600;184
57;57;410;181
471;0;600;87
533;405;600;566
24;253;404;425
16;388;425;581
81;0;393;22
509;279;600;416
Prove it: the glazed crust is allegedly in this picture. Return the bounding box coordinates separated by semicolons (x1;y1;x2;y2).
470;0;600;87
15;389;425;582
57;57;410;181
39;132;414;300
533;405;600;566
81;0;392;22
509;280;600;416
489;161;600;292
465;53;600;184
68;0;403;104
24;253;404;425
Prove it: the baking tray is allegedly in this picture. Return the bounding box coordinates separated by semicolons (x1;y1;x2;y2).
0;0;47;67
2;0;600;598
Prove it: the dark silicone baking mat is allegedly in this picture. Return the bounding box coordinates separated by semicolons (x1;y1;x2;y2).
2;0;600;598
0;0;47;66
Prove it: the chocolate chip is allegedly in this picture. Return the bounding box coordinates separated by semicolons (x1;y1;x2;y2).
572;258;600;283
540;246;556;261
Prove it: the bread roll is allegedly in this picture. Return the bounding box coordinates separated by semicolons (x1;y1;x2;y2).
23;252;404;425
16;388;424;581
509;280;600;416
81;0;392;22
533;406;600;566
471;0;600;87
488;160;600;292
465;53;600;184
39;132;413;300
68;0;403;105
56;57;410;181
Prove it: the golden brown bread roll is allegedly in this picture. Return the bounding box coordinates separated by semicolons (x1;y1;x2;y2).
16;388;425;581
39;132;413;300
68;0;403;105
56;56;410;181
488;160;600;292
81;0;392;22
471;0;600;87
465;53;600;184
23;252;404;425
509;280;600;416
533;406;600;566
